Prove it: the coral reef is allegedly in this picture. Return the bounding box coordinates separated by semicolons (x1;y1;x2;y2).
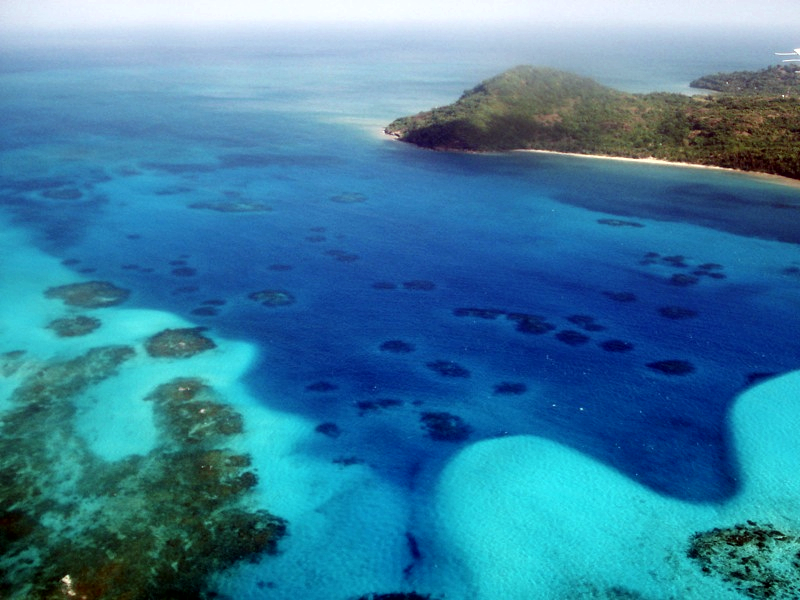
144;327;217;358
402;280;436;291
315;422;342;438
355;594;436;600
646;359;695;375
555;329;591;346
330;192;367;203
188;200;272;212
566;314;606;331
603;291;637;302
45;280;130;308
420;412;472;442
41;188;83;200
46;315;101;337
306;381;338;392
355;398;403;415
599;339;635;352
248;289;296;307
670;273;700;286
453;307;505;319
688;522;800;599
426;360;470;378
493;381;527;395
326;249;360;262
171;266;197;277
379;340;415;353
0;350;27;377
0;347;285;599
372;281;398;290
658;306;698;319
507;313;556;335
597;218;644;227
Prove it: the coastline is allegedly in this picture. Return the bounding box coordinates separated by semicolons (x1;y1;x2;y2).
382;130;800;191
516;148;800;189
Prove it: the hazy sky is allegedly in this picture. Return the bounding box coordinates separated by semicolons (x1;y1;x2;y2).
1;0;796;31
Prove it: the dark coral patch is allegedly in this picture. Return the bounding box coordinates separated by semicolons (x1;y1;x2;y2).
566;314;606;331
202;299;226;306
45;280;130;308
268;264;293;271
330;192;367;203
356;398;403;415
426;360;470;378
357;594;436;600
402;280;436;291
493;381;527;395
453;308;505;319
603;291;637;302
597;218;644;227
172;285;200;295
306;235;326;242
326;249;359;262
46;315;101;337
145;327;217;358
507;313;556;335
420;412;472;442
333;456;364;466
41;188;83;200
658;306;698;319
662;254;689;268
191;307;219;317
306;381;338;392
171;267;197;277
669;273;700;286
555;330;591;346
248;289;296;307
315;422;342;438
745;372;778;386
188;201;271;212
380;340;415;353
372;281;398;290
646;359;695;375
599;339;635;352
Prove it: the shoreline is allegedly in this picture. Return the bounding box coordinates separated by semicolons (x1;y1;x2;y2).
382;130;800;190
516;148;800;189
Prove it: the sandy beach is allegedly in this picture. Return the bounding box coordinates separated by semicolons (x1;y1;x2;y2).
516;148;800;189
382;130;800;190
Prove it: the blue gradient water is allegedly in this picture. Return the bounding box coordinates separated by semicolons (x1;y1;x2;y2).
2;23;800;598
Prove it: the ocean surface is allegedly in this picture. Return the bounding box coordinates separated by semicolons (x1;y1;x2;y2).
1;23;800;599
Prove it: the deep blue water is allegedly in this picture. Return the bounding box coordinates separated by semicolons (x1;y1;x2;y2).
2;23;800;596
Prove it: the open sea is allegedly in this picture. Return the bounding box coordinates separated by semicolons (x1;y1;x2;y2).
1;23;800;599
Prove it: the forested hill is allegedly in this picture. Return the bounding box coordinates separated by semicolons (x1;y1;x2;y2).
690;64;800;96
385;65;800;180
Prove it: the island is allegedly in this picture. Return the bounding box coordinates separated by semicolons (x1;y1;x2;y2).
385;65;800;179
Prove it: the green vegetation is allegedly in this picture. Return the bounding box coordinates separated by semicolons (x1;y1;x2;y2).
386;65;800;179
690;64;800;96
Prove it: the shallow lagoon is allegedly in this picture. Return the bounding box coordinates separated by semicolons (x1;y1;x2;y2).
1;24;800;599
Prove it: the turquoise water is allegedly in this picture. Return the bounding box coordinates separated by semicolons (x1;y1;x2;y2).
1;24;800;599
